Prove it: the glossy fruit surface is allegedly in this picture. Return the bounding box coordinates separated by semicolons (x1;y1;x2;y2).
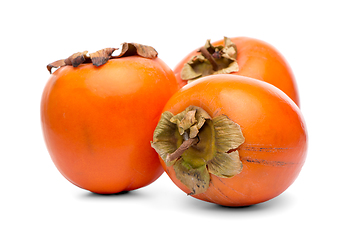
174;37;300;106
157;74;307;206
41;56;178;194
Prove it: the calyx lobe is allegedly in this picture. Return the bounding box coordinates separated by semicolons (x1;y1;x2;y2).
47;42;158;73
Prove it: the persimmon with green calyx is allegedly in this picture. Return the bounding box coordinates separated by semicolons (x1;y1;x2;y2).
41;42;179;194
151;74;307;206
174;36;300;107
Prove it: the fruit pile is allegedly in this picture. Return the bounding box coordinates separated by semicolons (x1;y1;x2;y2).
41;37;307;207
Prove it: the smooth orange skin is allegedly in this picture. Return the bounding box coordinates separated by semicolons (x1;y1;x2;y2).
160;75;307;206
41;56;179;194
174;37;300;107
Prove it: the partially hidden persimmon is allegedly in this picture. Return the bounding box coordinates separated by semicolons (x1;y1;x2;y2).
174;37;300;107
41;43;179;194
151;74;307;206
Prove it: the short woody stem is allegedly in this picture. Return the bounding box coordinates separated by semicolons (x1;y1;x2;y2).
199;47;219;71
166;137;199;162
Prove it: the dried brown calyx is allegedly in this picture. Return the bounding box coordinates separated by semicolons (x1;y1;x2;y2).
180;37;239;83
151;106;245;195
47;42;158;73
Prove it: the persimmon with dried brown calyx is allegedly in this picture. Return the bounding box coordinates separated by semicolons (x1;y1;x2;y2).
42;42;179;194
151;74;307;206
174;36;300;107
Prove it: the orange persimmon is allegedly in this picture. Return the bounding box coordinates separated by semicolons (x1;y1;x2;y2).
174;37;300;106
152;74;307;206
41;43;178;194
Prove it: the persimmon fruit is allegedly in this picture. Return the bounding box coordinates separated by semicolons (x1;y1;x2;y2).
174;37;300;106
151;74;307;206
41;43;179;194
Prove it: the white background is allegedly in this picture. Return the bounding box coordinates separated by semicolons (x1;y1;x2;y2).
1;0;359;239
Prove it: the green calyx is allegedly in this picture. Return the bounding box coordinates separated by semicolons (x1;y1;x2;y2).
151;106;245;195
180;37;239;83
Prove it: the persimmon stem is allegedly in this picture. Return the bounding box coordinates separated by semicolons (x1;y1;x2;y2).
166;137;199;162
199;47;219;71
